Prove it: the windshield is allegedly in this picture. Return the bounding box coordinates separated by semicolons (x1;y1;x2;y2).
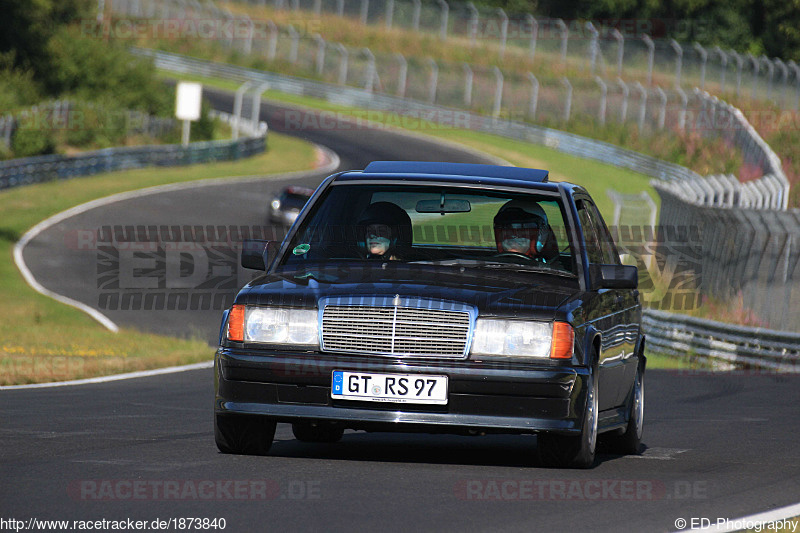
278;184;577;275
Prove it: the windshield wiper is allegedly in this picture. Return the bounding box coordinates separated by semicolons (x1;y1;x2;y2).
409;258;574;276
479;262;575;276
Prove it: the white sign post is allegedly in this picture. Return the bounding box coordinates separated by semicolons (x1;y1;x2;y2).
175;82;203;147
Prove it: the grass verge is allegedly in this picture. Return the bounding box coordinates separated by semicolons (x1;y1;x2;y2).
0;132;318;385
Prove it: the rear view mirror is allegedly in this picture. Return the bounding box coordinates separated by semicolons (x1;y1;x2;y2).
241;239;273;270
590;264;638;289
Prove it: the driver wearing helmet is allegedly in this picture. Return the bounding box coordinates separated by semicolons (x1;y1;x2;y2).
356;202;412;260
493;200;559;263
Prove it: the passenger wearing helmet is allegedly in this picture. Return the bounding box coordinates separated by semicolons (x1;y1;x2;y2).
493;200;559;263
356;202;412;260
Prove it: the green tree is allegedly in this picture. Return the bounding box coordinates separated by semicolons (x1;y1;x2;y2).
0;0;90;81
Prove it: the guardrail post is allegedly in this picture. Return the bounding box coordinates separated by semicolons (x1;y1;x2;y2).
634;81;647;130
250;82;271;126
729;50;744;98
396;54;408;97
360;0;369;25
336;44;349;85
233;81;253;140
527;72;538;119
314;0;322;15
774;58;789;108
748;54;760;100
715;47;728;93
288;25;299;64
497;8;508;59
617;78;629;122
0;116;12;149
362;48;376;93
670;39;683;88
336;0;344;17
526;15;538;60
595;76;607;125
761;55;775;100
467;3;479;47
586;22;599;74
676;87;688;130
693;43;707;90
411;0;421;32
438;0;449;41
385;0;394;29
241;15;254;55
267;20;278;60
561;77;572;122
612;29;623;77
314;34;326;76
427;58;439;103
642;34;654;85
788;61;800;110
556;19;568;67
492;67;503;118
656;86;667;129
463;63;473;107
223;9;236;48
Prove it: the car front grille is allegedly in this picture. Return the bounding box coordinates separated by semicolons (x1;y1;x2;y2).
320;296;474;358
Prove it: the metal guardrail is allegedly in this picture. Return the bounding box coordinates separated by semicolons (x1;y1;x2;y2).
144;48;800;370
117;0;791;206
0;111;267;191
643;309;800;371
123;0;800;111
135;48;702;183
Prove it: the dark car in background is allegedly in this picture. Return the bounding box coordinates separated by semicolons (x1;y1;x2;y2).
215;162;645;468
268;185;314;227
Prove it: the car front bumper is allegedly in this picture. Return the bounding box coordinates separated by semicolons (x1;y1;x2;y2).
214;348;590;435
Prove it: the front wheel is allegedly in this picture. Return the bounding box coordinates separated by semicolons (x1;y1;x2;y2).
606;362;644;455
215;413;276;455
537;364;598;469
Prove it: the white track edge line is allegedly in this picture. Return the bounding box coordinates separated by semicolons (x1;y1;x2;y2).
12;144;340;334
0;361;214;390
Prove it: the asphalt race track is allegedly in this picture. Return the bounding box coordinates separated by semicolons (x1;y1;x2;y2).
3;89;799;533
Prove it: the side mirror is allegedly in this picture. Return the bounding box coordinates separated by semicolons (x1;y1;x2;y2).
590;264;638;289
241;239;273;270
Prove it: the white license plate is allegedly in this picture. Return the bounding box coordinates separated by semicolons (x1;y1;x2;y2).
331;371;448;405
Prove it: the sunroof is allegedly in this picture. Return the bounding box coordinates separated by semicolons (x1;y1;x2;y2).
362;161;549;183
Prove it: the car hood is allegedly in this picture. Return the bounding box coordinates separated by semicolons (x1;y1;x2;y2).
236;263;578;319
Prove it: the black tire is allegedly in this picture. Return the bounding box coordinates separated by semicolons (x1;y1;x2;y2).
537;362;598;469
292;421;345;443
606;362;645;455
214;414;276;455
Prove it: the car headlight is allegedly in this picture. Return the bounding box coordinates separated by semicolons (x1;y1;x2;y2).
470;319;573;359
227;305;318;346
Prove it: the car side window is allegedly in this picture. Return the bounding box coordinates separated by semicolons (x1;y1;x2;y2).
576;200;604;265
585;201;621;266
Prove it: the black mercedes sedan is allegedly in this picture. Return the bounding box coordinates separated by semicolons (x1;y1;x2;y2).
214;161;645;468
